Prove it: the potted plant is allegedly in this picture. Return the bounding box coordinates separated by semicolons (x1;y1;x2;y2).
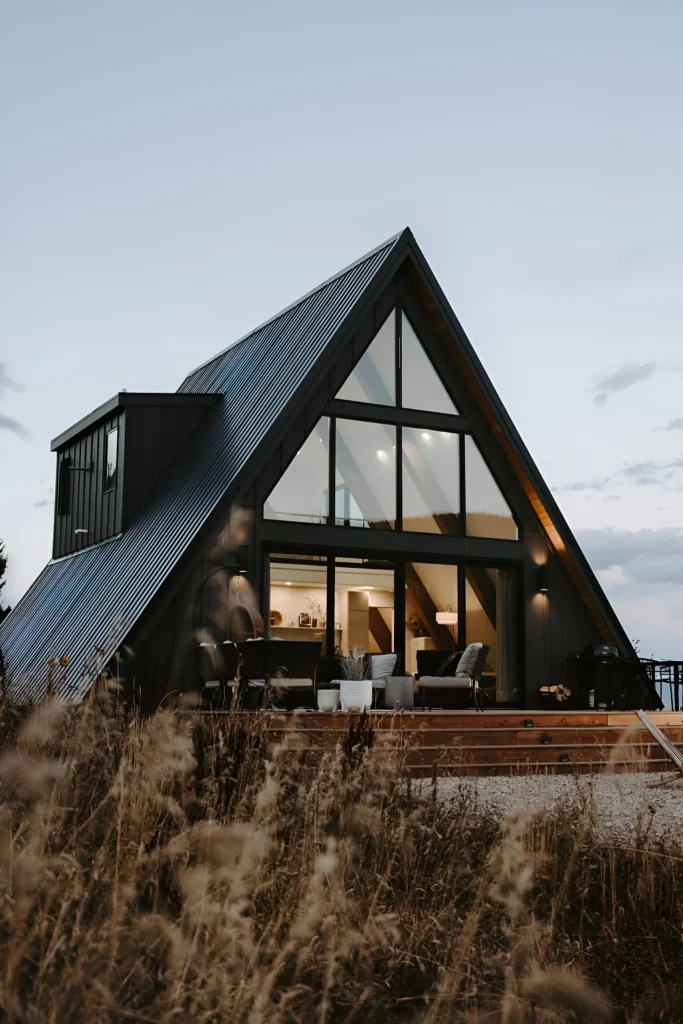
335;646;372;712
307;596;325;630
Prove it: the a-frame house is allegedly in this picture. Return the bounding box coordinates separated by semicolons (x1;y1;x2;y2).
0;229;635;707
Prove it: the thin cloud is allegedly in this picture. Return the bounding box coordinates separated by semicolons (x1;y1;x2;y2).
622;456;683;486
665;418;683;432
0;363;21;397
578;526;683;585
594;361;657;404
0;414;30;441
557;476;613;492
32;499;50;509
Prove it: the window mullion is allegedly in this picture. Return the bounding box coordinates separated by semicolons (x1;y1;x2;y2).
396;424;402;531
459;432;466;537
396;303;402;408
328;416;336;526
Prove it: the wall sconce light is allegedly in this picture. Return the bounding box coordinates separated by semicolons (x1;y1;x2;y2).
538;564;549;594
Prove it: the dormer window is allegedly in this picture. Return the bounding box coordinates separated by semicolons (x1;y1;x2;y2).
105;428;118;492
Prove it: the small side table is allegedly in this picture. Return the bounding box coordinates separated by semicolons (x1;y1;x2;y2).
384;675;415;710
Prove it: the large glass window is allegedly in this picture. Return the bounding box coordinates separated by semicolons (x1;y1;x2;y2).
405;562;459;674
402;428;460;534
264;418;330;524
335;419;396;530
334;559;395;657
337;310;395;405
401;312;459;415
465;436;518;540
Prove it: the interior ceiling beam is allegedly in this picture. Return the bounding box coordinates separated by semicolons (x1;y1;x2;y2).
326;399;469;433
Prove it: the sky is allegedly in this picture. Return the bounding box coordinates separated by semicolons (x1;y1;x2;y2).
2;1;683;658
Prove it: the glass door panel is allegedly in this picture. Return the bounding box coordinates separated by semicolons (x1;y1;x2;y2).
334;559;395;658
465;566;518;702
268;556;330;648
405;562;458;675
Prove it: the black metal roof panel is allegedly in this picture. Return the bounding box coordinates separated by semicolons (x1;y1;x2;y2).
0;233;403;701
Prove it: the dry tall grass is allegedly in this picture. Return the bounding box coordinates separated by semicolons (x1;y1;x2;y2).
0;690;681;1022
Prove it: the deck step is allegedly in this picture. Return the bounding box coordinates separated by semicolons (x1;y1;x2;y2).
197;711;683;777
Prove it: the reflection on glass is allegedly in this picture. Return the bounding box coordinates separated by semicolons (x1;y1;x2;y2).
334;560;394;657
402;428;460;534
405;562;458;674
337;310;395;405
105;428;118;491
465;436;518;539
335;419;395;529
401;312;459;414
465;566;518;702
264;418;329;524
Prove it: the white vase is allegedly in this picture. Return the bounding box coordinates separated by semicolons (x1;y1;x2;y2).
317;689;340;712
339;679;373;713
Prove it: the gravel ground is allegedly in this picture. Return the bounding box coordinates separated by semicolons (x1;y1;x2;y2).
414;772;683;841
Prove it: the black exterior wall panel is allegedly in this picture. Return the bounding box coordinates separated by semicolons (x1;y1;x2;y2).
52;412;124;560
0;239;401;701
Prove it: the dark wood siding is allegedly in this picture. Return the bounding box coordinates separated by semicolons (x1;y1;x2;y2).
53;412;123;558
52;397;216;560
121;403;214;528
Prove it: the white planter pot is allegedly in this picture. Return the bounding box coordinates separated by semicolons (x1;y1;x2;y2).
338;679;373;713
317;689;341;712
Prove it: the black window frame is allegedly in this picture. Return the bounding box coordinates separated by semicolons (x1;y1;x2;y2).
262;302;522;543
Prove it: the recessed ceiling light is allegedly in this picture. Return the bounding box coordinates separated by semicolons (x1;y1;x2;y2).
421;432;431;441
376;449;388;461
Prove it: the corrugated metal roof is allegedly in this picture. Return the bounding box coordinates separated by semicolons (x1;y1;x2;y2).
0;232;403;702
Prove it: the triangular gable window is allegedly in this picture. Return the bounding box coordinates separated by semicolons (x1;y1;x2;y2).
337;310;395;405
465;436;518;540
401;312;459;415
264;418;330;525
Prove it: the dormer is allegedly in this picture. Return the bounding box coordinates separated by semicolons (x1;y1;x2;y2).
50;392;219;558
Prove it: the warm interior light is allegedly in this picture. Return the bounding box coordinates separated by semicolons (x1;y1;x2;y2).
435;610;459;625
285;581;292;586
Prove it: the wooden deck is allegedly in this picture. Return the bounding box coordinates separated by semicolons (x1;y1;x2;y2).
228;709;683;776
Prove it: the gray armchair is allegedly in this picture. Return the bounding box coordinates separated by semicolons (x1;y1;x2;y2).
417;643;490;711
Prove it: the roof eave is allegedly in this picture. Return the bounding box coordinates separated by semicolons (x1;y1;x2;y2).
50;393;221;451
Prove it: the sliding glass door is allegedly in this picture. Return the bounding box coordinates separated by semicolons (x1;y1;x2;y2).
266;551;521;703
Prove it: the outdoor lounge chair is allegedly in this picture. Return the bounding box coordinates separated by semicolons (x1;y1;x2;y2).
195;641;240;710
416;643;490;711
239;639;321;708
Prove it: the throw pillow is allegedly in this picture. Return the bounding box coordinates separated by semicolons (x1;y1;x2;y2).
370;653;398;680
435;653;460;677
